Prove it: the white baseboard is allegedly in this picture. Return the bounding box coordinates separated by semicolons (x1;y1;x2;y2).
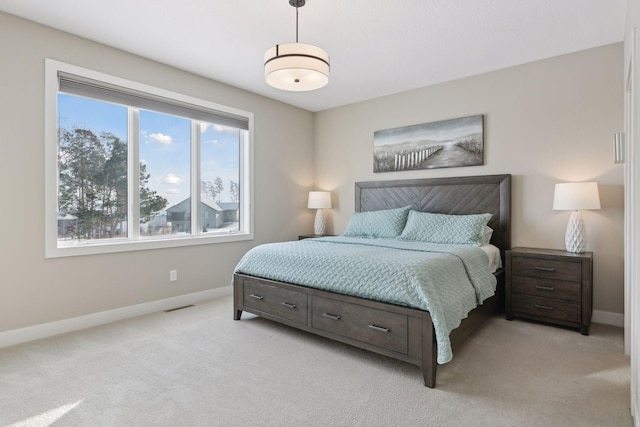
592;309;624;328
0;286;232;349
0;291;624;349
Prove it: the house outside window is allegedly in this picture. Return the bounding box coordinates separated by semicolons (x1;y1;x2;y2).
45;59;253;258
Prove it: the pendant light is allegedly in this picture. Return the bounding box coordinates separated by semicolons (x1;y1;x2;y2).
264;0;330;91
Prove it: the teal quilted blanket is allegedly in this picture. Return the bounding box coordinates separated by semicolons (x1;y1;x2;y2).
234;236;497;364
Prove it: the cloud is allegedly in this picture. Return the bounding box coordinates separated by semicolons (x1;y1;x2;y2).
166;188;180;195
149;132;173;145
215;124;237;133
203;139;219;144
163;173;185;184
200;122;238;135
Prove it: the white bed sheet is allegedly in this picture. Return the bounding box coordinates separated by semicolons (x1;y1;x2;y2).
481;244;502;273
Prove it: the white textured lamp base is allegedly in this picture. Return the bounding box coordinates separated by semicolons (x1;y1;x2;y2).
314;209;326;235
565;211;587;253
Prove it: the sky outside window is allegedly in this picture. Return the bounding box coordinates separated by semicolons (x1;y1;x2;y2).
58;94;128;140
139;110;191;208
201;122;240;203
59;94;241;208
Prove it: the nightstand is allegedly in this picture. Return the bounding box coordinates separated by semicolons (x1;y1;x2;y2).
298;234;335;240
505;247;593;335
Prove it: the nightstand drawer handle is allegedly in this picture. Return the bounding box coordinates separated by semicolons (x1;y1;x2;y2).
534;266;555;272
281;302;296;309
534;304;555;311
249;294;264;300
322;313;341;321
368;324;390;333
535;285;555;292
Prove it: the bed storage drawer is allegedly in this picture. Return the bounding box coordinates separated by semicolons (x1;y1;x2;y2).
243;280;308;324
311;296;408;354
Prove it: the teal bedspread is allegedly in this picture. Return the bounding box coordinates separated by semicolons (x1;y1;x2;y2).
234;236;497;364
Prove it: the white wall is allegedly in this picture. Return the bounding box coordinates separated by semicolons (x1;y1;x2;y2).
0;12;315;333
314;44;624;317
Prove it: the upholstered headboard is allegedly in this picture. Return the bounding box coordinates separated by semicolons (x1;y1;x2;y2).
355;174;511;255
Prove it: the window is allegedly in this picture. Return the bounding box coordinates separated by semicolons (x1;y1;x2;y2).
45;59;253;257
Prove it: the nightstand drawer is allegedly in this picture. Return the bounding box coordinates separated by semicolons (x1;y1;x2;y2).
511;276;581;302
311;296;408;354
511;294;581;323
243;280;308;324
511;257;581;282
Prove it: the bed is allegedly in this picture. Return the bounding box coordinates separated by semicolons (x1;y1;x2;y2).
233;174;511;387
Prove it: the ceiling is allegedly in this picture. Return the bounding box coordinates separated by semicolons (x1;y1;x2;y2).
0;0;627;112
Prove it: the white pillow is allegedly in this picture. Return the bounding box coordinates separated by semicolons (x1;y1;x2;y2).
481;226;494;245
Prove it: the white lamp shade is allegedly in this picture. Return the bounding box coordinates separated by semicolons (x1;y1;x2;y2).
552;182;601;211
265;43;330;91
308;191;331;209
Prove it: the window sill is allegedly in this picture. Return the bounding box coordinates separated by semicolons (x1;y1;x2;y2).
46;231;253;258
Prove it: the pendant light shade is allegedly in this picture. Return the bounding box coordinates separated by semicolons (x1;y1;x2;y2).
264;0;330;91
264;43;330;91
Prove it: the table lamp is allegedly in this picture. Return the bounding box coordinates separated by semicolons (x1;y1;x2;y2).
552;182;601;253
308;191;331;235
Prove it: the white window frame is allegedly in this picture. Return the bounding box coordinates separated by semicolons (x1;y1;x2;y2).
44;59;253;258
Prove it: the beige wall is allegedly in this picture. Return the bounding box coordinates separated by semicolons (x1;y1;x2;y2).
0;12;315;332
314;43;624;315
0;11;625;334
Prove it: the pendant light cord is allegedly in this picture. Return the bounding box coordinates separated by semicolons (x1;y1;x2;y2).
295;6;299;43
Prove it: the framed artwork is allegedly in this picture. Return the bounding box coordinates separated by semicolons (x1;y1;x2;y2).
373;115;484;173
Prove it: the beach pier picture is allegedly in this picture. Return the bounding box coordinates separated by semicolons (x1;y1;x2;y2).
373;115;484;172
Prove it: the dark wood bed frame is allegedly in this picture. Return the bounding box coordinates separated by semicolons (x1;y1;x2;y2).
234;174;511;387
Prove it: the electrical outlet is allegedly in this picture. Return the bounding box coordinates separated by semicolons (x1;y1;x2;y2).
169;270;178;282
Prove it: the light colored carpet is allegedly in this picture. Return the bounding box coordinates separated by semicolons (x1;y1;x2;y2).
0;295;631;427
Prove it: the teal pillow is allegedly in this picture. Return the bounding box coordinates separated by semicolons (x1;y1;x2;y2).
342;206;411;238
399;211;492;245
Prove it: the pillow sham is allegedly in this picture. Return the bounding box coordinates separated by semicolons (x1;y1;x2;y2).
399;211;492;245
342;206;411;238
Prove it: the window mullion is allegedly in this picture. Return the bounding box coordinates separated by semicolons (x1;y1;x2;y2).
240;129;251;234
129;108;141;240
191;121;201;236
239;130;245;233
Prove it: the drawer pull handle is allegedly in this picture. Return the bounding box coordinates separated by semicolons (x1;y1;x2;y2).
535;285;555;292
249;294;264;300
368;324;390;333
534;304;555;311
322;313;341;321
534;266;555;272
281;302;297;309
